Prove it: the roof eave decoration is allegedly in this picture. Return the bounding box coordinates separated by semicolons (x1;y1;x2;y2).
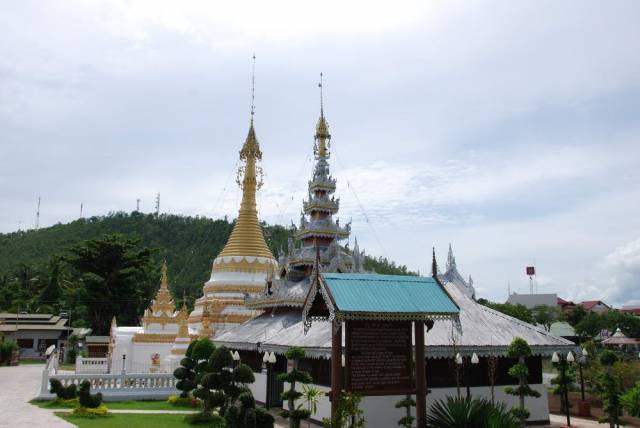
302;269;336;333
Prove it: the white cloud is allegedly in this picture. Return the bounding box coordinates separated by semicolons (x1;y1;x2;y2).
602;238;640;306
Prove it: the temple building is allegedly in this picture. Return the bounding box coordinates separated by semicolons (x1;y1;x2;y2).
188;116;277;334
109;261;195;372
244;98;364;313
214;97;574;427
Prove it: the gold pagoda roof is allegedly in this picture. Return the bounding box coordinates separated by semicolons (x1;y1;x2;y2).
218;122;275;260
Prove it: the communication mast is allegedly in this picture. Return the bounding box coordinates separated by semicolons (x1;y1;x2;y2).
80;202;83;218
36;196;41;230
526;265;536;294
136;198;141;212
155;193;160;217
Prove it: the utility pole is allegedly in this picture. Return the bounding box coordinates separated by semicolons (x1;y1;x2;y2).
36;196;41;229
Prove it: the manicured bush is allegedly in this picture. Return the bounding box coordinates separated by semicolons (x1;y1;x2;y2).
279;348;313;428
504;337;540;426
50;379;77;400
78;381;103;408
71;404;109;417
395;395;416;428
167;394;201;407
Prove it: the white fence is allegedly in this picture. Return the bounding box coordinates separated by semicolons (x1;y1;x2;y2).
40;355;178;401
75;357;109;374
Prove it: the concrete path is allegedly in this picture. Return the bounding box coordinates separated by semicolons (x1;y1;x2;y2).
548;413;633;427
0;364;75;427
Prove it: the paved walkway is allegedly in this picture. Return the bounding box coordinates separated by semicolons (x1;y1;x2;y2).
0;364;75;427
548;414;632;427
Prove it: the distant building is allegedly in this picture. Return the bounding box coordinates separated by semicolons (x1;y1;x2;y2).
621;306;640;316
602;328;639;350
548;321;580;343
557;297;576;312
0;313;71;358
578;300;611;314
84;336;110;358
506;293;558;309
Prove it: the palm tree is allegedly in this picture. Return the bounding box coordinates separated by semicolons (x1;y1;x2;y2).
302;384;323;428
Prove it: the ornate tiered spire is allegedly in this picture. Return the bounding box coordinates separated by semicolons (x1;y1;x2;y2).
218;56;275;260
198;302;213;338
446;243;457;273
295;75;350;246
143;260;176;328
315;72;330;158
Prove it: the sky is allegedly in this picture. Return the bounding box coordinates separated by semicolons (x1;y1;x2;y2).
1;0;639;306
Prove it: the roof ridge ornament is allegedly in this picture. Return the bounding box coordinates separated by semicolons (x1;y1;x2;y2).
314;73;331;158
432;247;438;278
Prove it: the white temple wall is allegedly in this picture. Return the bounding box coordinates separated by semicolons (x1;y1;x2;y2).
109;335;174;373
284;383;550;427
249;371;268;404
144;323;179;334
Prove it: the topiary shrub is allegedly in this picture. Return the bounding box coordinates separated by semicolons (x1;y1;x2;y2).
174;353;198;398
395;395;416;428
50;379;78;400
279;348;313;428
78;381;103;408
504;337;540;426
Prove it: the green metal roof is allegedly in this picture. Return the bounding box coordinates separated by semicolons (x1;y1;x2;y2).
322;273;459;315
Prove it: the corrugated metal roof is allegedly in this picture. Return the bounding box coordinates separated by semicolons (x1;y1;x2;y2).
215;278;574;358
322;273;458;315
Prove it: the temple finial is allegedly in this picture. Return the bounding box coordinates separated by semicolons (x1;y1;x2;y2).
160;259;169;289
250;53;256;124
446;243;456;272
319;72;324;115
432;247;438;278
315;73;330;158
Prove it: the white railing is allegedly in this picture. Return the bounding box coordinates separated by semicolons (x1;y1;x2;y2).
39;366;178;401
76;357;109;374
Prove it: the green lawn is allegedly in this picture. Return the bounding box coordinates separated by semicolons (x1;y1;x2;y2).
57;413;218;428
31;399;194;411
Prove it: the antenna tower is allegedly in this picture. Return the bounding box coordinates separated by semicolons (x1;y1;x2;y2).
136;198;141;212
36;196;41;229
80;202;83;218
155;193;160;217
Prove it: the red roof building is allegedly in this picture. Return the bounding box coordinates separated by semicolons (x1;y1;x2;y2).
579;300;611;313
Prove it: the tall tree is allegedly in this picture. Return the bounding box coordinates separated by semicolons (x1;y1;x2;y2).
531;305;558;332
65;234;155;334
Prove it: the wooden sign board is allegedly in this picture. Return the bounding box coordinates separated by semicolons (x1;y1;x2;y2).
345;320;413;395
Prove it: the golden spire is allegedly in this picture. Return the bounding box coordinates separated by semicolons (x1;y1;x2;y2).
160;259;169;290
199;302;213;338
218;55;275;260
177;312;190;338
315;72;331;158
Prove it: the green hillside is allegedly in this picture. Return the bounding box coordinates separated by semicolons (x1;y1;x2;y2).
0;212;414;326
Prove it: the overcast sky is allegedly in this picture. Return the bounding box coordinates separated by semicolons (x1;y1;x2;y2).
1;1;639;306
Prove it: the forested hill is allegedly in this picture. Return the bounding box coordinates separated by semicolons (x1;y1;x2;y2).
0;212;415;316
